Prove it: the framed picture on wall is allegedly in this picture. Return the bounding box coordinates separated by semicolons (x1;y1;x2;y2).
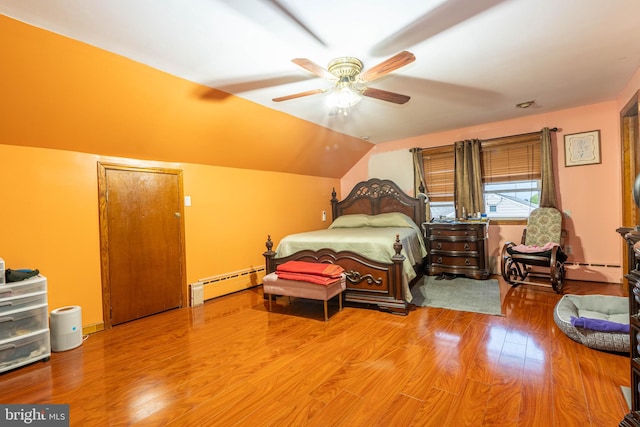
564;130;601;167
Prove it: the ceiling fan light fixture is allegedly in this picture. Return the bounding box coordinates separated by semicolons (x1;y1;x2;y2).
335;86;362;108
327;75;361;109
275;51;414;107
327;57;363;78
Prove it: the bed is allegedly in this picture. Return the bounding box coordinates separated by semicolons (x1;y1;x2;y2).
263;178;428;315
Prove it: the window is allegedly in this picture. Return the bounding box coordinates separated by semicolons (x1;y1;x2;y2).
483;180;539;218
422;132;542;220
481;133;541;219
423;146;455;219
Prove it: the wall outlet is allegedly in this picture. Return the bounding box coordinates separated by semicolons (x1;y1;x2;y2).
563;209;571;218
322;211;327;222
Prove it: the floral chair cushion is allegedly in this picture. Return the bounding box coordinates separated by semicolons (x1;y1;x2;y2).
524;207;563;247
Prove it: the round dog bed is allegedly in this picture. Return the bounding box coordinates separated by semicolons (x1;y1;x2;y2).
553;294;629;353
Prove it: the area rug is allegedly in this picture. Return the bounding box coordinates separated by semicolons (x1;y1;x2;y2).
410;275;503;316
622;386;631;410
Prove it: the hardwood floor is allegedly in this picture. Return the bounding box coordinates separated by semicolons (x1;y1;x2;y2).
0;277;630;426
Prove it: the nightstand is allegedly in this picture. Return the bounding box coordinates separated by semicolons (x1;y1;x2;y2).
423;220;490;280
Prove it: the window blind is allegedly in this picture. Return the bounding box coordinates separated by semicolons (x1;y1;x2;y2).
423;147;454;202
421;131;542;202
481;133;541;183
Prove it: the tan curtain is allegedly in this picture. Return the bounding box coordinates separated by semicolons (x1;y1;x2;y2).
454;139;484;218
411;147;431;221
539;127;558;208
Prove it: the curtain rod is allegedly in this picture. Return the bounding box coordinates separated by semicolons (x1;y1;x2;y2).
488;127;557;141
410;127;558;152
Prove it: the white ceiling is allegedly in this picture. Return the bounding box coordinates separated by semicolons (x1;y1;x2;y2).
2;0;640;144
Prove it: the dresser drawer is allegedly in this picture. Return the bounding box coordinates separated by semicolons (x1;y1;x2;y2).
430;240;479;253
428;226;484;239
0;292;47;315
430;254;482;268
0;330;50;371
0;304;48;341
0;276;47;300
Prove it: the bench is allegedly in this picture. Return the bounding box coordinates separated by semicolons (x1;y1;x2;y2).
262;272;346;321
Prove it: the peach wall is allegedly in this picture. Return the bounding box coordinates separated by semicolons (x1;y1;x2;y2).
343;101;626;283
0;144;338;327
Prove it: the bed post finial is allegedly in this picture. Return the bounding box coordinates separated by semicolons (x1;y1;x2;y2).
392;234;404;260
331;188;338;222
263;235;276;273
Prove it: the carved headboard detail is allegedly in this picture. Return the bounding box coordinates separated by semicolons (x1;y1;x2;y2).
331;178;427;226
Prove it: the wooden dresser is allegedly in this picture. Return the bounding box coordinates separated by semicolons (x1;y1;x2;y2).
424;220;490;280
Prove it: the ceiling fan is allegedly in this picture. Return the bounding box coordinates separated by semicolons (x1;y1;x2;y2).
272;51;415;108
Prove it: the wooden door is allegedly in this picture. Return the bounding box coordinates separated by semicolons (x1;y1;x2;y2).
98;163;186;327
621;91;640;277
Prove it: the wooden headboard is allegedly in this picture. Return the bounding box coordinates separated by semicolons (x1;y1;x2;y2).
331;178;427;226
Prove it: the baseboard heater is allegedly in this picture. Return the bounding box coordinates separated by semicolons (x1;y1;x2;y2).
565;262;621;269
190;266;266;305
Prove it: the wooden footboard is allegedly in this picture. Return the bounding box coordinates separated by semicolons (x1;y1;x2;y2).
262;178;427;315
264;235;411;315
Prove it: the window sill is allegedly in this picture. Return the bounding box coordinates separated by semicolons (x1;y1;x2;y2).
487;218;528;226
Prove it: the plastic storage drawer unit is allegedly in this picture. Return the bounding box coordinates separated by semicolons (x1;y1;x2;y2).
0;330;51;372
0;303;49;341
0;275;50;373
0;292;47;315
0;276;47;300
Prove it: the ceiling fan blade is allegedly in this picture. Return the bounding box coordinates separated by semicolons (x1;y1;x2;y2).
267;0;327;47
272;89;326;102
370;0;507;56
358;51;416;83
220;0;327;47
291;58;336;80
362;87;411;104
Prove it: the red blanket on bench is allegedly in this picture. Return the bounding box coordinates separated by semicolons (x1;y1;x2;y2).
276;261;345;285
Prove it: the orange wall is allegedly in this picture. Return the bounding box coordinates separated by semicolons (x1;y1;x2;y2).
0;144;339;327
343;100;628;283
0;14;372;179
0;14;362;329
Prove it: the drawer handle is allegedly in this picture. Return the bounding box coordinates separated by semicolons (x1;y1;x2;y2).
0;317;14;323
464;231;469;235
0;343;16;352
464;243;470;251
435;243;442;250
0;301;12;307
437;257;443;263
465;259;471;265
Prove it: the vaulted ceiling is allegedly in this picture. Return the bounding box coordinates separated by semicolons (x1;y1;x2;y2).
1;1;640;177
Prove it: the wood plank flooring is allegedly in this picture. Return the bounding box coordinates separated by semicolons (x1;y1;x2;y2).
0;277;630;426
